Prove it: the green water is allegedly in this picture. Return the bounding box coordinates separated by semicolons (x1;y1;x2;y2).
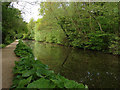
24;40;120;88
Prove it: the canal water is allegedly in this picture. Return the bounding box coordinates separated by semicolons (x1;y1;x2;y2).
24;40;120;88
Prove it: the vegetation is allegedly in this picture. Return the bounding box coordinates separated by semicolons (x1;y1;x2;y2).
0;44;6;48
31;2;119;55
11;40;88;88
2;2;28;46
2;2;119;54
1;2;120;88
23;18;36;40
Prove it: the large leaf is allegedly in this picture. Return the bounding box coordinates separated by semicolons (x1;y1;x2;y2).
22;69;35;77
33;60;49;69
17;76;32;88
27;78;56;88
75;83;86;88
64;80;77;88
50;74;66;88
36;67;54;77
50;79;64;88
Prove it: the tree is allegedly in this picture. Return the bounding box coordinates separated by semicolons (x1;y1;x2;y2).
2;2;28;44
34;2;119;54
27;18;35;39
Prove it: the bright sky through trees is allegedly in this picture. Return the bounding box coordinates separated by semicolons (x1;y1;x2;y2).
11;2;42;23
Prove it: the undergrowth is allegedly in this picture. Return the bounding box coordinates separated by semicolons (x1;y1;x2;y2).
0;44;6;48
11;40;88;89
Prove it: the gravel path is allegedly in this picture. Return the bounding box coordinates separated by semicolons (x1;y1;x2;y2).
2;40;19;88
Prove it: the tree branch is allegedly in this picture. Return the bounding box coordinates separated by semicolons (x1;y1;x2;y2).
87;11;103;32
83;2;103;32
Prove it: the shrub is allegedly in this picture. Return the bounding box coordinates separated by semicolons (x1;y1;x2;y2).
85;31;111;51
109;35;120;55
0;44;6;48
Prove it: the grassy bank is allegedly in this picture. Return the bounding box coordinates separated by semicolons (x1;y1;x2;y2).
11;40;88;89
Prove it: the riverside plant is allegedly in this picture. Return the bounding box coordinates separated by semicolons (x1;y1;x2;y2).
11;40;88;89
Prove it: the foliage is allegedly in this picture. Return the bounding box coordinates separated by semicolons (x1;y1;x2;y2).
14;40;33;57
35;30;66;44
2;2;28;44
33;2;119;55
23;18;36;40
0;44;6;48
12;40;88;89
83;31;112;51
109;35;120;55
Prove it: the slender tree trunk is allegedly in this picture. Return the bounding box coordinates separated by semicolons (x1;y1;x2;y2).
87;11;103;32
61;48;72;67
118;2;120;53
84;2;103;32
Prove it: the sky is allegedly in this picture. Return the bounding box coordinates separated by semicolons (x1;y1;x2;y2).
11;2;43;23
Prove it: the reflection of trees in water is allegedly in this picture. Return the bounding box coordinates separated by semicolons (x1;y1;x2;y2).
25;40;120;88
61;47;72;67
59;48;120;88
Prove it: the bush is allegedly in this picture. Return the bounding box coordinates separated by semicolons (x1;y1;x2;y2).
109;35;120;55
84;31;111;51
0;44;6;48
35;30;65;44
23;33;34;40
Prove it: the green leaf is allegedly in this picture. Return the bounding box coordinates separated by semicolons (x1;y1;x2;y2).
36;67;54;77
22;69;34;77
34;61;49;69
64;80;77;88
50;79;64;88
75;83;85;88
27;78;56;88
17;76;32;88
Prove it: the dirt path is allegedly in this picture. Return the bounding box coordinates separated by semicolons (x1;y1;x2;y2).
2;40;19;88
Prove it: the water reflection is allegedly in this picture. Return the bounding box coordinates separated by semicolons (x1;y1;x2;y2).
24;40;120;88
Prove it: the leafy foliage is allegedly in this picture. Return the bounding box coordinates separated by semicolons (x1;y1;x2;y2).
0;44;6;48
14;2;118;54
12;40;88;89
2;2;28;45
109;35;120;55
14;40;33;57
83;31;112;51
33;2;119;55
23;18;36;40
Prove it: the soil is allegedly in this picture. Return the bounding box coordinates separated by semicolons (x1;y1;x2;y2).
2;40;19;88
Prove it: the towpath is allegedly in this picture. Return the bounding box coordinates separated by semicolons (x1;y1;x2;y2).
1;40;19;88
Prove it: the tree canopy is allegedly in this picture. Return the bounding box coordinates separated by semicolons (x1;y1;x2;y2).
2;2;28;44
33;2;119;54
